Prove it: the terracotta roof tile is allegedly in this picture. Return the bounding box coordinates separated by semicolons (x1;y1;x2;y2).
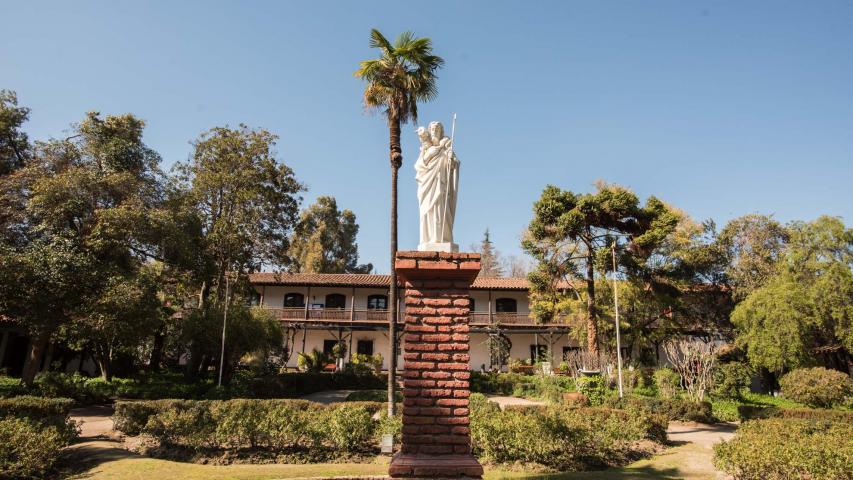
247;272;533;290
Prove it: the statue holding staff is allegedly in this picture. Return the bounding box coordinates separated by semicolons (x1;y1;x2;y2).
415;119;459;252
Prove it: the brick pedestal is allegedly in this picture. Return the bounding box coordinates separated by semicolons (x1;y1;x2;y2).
389;251;484;479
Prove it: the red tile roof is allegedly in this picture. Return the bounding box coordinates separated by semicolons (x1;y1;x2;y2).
247;272;533;291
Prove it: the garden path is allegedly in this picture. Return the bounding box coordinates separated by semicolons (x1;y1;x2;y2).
299;389;356;404
486;395;547;409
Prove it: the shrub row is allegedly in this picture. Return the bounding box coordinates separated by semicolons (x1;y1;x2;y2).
779;367;853;408
715;401;853;423
113;399;394;460
714;417;853;480
470;372;576;403
1;370;388;405
469;393;667;471
604;396;715;423
0;396;79;479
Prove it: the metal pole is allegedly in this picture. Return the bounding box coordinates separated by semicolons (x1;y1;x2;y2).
218;275;231;387
611;243;624;398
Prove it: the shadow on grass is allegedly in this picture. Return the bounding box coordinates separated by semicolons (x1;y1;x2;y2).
58;440;140;479
487;464;683;480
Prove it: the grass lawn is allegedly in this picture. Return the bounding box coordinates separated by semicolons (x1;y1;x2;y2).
72;441;719;480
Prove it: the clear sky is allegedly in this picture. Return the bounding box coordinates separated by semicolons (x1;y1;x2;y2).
3;1;852;273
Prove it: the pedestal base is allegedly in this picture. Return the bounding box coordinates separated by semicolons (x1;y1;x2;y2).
417;242;459;253
389;453;484;478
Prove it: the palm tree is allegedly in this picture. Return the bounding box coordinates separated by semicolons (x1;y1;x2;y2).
355;29;443;416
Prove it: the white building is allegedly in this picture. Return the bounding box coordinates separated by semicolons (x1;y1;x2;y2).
249;272;582;371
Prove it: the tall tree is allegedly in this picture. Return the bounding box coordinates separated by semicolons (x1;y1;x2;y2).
0;90;30;176
472;229;503;277
717;214;789;301
174;125;303;379
174;125;304;304
0;111;165;383
289;196;372;273
523;182;679;354
0;237;96;384
355;29;443;415
732;216;852;375
0;90;32;245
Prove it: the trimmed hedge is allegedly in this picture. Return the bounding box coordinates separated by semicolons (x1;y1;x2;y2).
1;370;388;404
470;395;667;470
0;417;71;479
0;396;79;479
779;367;853;408
113;399;387;458
604;397;715;423
714;418;853;480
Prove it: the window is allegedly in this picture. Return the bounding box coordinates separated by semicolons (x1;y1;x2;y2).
356;339;374;356
367;294;388;310
495;298;517;313
530;344;548;363
323;339;337;356
247;291;261;306
469;298;476;311
284;292;305;308
325;293;346;309
562;346;580;360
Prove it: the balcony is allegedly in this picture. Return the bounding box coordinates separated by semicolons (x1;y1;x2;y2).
264;307;392;323
262;306;576;328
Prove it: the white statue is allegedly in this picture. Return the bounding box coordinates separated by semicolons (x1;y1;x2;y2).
415;120;459;252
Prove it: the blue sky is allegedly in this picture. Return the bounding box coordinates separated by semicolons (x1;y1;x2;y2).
3;1;852;272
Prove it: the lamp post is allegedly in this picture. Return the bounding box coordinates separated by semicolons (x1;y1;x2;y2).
611;242;624;399
218;274;231;387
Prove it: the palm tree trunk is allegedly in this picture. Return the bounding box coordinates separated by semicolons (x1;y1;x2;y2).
388;117;402;417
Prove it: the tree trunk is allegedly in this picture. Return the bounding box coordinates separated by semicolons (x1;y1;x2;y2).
388;116;402;417
149;327;165;372
96;351;112;382
21;331;50;386
585;251;599;355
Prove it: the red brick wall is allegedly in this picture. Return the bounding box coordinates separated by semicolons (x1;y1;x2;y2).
395;251;481;457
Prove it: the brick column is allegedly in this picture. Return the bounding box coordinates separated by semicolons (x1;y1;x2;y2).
389;251;483;479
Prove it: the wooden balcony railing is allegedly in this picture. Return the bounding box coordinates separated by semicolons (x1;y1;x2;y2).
263;307;575;327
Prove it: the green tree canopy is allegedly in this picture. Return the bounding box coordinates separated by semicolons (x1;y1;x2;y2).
0;89;30;175
523;181;679;354
732;216;852;374
0;111;166;383
717;214;789;301
174;124;304;302
289;196;371;274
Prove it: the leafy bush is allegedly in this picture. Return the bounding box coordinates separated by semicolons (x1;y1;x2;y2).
0;417;70;479
0;395;78;442
470;402;666;470
713;362;751;399
714;418;853;480
779;367;853;408
33;371;119;404
653;368;681;399
604;397;714;423
324;404;374;450
113;398;383;457
0;377;25;398
576;375;608;406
